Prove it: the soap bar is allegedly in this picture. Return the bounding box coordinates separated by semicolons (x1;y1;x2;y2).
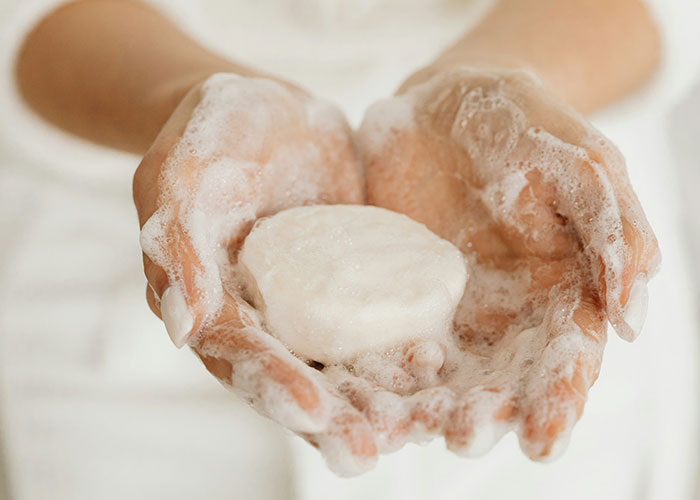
238;204;467;364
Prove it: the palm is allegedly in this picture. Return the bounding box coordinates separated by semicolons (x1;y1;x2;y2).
355;67;660;458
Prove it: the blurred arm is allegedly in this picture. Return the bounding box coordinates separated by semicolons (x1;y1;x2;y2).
15;0;255;154
402;0;660;113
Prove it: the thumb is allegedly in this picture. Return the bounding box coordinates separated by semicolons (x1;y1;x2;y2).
140;212;213;348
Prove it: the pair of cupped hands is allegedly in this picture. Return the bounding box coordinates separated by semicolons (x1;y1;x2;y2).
132;64;659;475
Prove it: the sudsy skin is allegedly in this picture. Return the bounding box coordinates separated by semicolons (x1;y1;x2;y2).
135;70;659;476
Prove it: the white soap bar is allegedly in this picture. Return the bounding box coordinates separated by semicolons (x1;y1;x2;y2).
238;205;467;364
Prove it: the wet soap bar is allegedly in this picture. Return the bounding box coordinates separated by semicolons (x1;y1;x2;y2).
239;204;467;364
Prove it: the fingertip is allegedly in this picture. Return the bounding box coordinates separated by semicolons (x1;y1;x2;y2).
608;215;658;341
407;340;446;372
518;365;589;462
408;386;455;436
609;276;649;342
444;404;475;455
406;340;446;387
314;411;379;477
621;277;649;340
518;417;573;463
445;399;509;458
517;403;575;462
160;286;195;348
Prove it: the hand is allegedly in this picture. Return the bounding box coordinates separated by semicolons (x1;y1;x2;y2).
133;73;378;475
352;66;660;460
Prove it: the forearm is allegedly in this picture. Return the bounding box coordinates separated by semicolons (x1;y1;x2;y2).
403;0;660;113
15;0;257;154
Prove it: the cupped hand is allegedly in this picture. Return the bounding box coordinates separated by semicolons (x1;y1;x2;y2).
352;66;660;460
134;68;661;475
133;74;378;475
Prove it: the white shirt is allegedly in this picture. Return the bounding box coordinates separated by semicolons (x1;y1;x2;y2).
0;1;698;499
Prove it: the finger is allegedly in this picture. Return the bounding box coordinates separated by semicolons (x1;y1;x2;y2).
444;387;514;457
301;406;378;477
302;98;365;206
518;359;591;461
599;193;659;341
192;295;327;433
507;79;660;340
140;208;212;348
407;386;456;435
532;143;657;341
517;287;606;460
406;340;447;387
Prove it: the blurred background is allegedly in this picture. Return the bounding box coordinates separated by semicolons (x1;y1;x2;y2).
0;0;699;499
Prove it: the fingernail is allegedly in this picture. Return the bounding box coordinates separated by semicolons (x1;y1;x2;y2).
623;278;648;338
160;286;194;348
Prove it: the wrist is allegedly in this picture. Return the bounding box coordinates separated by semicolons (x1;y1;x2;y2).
147;65;306;147
402;0;660;113
144;64;249;147
398;54;535;96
